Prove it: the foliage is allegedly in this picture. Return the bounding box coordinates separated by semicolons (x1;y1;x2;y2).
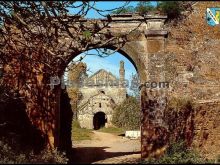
164;96;195;146
82;30;92;40
112;2;155;15
142;140;213;164
68;62;87;84
0;2;133;90
71;120;93;141
112;96;140;130
0;140;68;164
136;2;155;15
216;11;220;22
98;127;125;136
72;120;81;129
67;62;87;115
166;96;195;113
157;1;183;19
111;6;135;14
112;1;183;20
129;73;140;100
216;155;220;163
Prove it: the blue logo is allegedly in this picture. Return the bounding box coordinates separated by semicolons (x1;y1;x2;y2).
206;8;220;26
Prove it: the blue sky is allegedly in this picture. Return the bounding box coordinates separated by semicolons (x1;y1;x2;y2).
67;1;157;94
67;49;137;95
68;1;157;18
73;49;137;80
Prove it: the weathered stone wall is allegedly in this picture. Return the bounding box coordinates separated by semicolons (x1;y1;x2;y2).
193;102;220;159
2;3;220;160
78;91;116;129
165;1;220;100
79;87;126;105
2;53;58;149
163;1;220;159
1;12;179;159
75;63;128;129
1;15;151;152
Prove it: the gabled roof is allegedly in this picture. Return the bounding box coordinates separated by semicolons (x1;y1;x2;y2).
88;69;118;80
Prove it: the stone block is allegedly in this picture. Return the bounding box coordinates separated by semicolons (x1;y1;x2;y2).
125;130;141;139
147;39;164;54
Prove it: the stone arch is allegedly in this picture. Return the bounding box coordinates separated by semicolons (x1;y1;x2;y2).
63;44;146;81
57;46;144;150
46;15;168;159
1;13;170;160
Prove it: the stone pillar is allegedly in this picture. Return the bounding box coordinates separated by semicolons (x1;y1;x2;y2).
118;60;126;103
141;87;169;159
119;60;125;87
141;14;169;159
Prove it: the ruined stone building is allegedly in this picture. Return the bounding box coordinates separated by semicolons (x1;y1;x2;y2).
76;61;127;129
4;2;220;158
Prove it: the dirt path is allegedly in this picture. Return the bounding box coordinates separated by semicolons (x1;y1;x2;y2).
70;131;141;164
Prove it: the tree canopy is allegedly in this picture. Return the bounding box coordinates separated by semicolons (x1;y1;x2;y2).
67;62;87;113
112;2;155;15
111;1;184;20
112;96;140;130
0;2;138;76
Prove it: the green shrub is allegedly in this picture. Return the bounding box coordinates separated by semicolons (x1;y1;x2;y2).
72;120;81;129
142;140;213;164
216;155;220;163
166;96;195;112
111;1;183;20
158;1;183;20
111;6;135;14
112;96;140;130
111;2;155;15
135;2;155;15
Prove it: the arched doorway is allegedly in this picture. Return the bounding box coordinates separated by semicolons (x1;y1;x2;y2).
93;111;107;130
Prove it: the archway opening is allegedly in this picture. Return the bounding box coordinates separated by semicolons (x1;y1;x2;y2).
61;48;142;164
93;111;107;130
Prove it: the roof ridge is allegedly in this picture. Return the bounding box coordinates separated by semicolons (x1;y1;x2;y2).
88;69;118;80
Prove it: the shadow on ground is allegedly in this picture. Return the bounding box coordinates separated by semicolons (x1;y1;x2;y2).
118;133;125;137
68;147;141;164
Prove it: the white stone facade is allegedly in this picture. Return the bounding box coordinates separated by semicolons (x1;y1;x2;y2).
77;61;127;129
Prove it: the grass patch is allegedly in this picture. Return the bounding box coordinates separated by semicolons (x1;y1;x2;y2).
142;140;213;164
97;127;125;136
71;120;93;141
